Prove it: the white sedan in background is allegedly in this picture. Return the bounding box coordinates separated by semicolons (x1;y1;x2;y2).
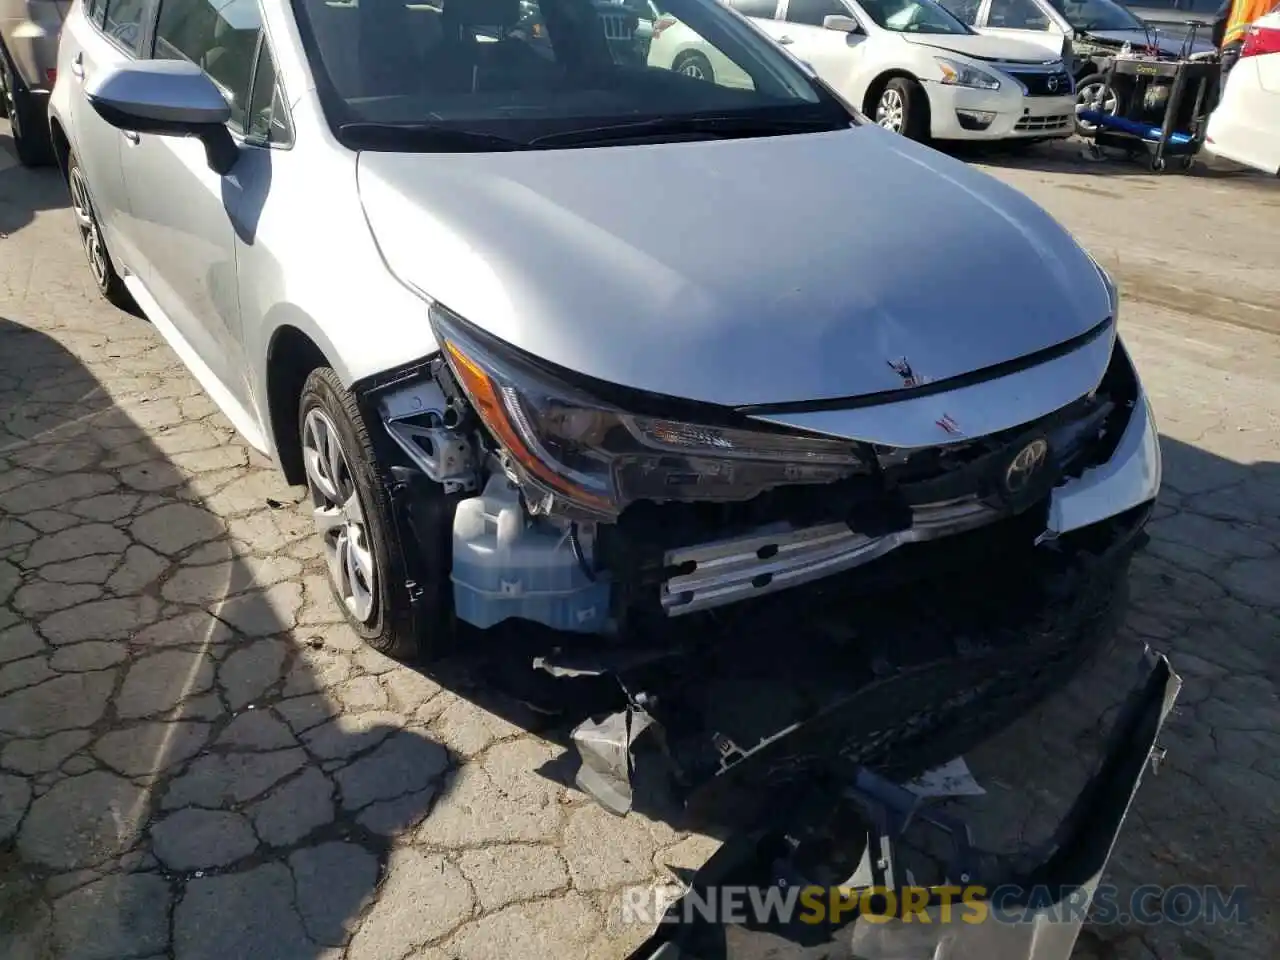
1206;10;1280;176
649;0;1078;140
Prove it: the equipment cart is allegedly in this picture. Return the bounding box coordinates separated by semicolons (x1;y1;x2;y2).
1080;52;1218;172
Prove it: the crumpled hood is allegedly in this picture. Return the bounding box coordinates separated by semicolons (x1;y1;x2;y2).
899;32;1062;63
357;125;1110;408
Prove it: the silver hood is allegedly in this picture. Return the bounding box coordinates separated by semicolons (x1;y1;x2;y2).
357;125;1110;408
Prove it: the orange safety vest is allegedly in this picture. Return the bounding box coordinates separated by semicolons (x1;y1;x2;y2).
1224;0;1275;46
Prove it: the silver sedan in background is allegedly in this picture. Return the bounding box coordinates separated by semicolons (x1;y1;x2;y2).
0;0;65;164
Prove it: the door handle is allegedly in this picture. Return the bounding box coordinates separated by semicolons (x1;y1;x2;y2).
778;35;794;44
70;52;85;79
122;131;140;144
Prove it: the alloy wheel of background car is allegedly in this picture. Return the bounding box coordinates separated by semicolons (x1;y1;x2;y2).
66;159;131;308
0;53;13;122
876;88;904;133
298;366;435;660
0;45;53;167
875;77;926;141
1074;75;1120;137
672;51;714;84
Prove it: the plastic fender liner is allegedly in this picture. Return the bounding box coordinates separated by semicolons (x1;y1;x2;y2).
626;649;1181;960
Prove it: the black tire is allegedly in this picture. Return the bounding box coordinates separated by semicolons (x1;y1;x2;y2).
65;153;133;309
299;366;447;661
874;76;928;141
672;51;715;84
0;44;54;167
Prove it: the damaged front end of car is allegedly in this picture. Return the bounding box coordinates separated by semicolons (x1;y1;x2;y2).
350;293;1161;824
625;649;1181;960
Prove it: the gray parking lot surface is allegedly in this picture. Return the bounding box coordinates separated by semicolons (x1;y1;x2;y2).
2;131;1277;960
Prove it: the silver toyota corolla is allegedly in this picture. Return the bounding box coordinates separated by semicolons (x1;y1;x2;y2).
48;0;1160;662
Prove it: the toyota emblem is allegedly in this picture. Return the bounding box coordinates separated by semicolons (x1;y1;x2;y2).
1005;438;1049;494
1046;74;1060;92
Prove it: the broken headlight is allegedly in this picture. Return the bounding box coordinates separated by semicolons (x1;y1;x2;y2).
430;304;867;518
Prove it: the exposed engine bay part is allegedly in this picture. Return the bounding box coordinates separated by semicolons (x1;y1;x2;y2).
568;501;1152;820
627;649;1181;960
377;375;480;494
660;500;999;616
367;333;1153;638
451;474;613;633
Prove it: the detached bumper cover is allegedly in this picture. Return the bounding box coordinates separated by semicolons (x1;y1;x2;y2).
627;650;1181;960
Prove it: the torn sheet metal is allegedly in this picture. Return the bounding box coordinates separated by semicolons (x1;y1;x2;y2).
624;649;1182;960
571;704;659;817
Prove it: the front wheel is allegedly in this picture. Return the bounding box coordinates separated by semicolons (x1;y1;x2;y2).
66;154;133;308
299;367;450;661
875;77;928;141
671;51;714;84
0;46;54;166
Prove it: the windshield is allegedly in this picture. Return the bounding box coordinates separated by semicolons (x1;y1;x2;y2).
292;0;852;149
855;0;971;34
1047;0;1144;31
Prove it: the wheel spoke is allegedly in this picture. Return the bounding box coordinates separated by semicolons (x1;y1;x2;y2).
303;417;342;502
349;530;375;588
313;503;345;538
341;490;364;526
323;420;347;499
330;530;352;596
301;405;378;624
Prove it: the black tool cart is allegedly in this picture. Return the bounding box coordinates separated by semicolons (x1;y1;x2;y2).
1080;46;1219;173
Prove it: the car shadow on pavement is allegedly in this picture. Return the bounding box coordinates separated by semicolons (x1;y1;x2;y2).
0;312;454;958
0;133;69;238
949;136;1280;182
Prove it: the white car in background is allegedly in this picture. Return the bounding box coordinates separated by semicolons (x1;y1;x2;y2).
649;0;1078;140
1206;10;1280;175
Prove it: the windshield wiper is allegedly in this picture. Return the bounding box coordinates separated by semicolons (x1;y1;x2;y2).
337;121;533;152
528;114;847;147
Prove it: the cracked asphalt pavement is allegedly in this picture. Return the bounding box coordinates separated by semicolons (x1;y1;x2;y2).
2;129;1278;960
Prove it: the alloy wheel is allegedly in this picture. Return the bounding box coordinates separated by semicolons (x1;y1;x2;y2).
0;56;19;140
679;60;706;80
302;407;377;623
876;88;904;133
1075;82;1118;134
67;167;110;290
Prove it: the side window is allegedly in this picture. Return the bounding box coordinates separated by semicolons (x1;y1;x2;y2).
102;0;150;53
154;0;263;132
245;41;292;145
729;0;780;17
939;0;981;23
87;0;109;28
783;0;849;25
986;0;1050;28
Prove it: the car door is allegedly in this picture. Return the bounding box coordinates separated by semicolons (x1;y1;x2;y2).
976;0;1068;56
758;0;865;97
62;0;153;273
117;0;266;405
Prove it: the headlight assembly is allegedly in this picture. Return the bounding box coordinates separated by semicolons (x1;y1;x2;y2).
429;304;867;518
934;57;1001;91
